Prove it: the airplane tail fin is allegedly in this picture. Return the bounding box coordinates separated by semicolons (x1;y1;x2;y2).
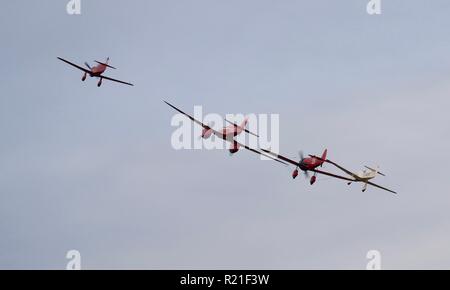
241;116;259;137
240;117;249;129
95;58;116;69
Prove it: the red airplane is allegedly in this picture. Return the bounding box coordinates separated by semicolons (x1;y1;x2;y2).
164;101;287;164
57;57;134;87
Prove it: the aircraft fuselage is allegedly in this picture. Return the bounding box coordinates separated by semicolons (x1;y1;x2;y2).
299;157;324;171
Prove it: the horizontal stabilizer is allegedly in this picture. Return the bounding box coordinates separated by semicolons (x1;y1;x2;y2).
225;119;259;137
95;60;116;69
365;166;385;176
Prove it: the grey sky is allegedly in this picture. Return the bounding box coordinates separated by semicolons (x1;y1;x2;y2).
1;0;450;269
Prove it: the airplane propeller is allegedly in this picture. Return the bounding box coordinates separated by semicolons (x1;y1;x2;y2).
298;151;309;178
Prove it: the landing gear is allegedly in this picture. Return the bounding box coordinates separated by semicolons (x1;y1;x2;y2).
362;183;367;192
81;73;87;81
97;78;103;87
292;168;299;179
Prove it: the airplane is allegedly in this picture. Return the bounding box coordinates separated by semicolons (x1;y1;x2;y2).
314;158;397;194
261;148;348;185
164;100;287;164
57;57;134;87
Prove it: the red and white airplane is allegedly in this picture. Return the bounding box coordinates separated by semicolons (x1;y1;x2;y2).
164;101;286;163
57;57;134;87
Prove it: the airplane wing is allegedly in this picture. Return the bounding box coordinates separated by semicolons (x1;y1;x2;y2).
260;149;300;167
366;181;397;194
311;169;355;182
100;75;134;86
164;101;221;133
234;141;288;166
57;57;90;74
323;159;360;179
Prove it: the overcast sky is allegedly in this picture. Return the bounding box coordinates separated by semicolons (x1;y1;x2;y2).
1;0;450;269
